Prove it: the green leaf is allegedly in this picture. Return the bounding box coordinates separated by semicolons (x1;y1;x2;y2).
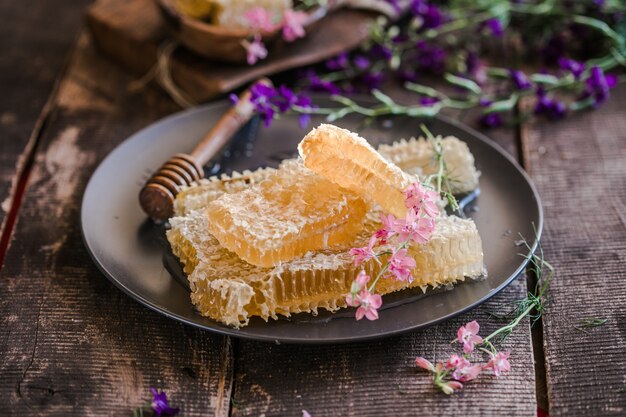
486;67;510;78
483;93;519;113
326;108;352;122
569;97;594;111
372;89;396;107
331;95;357;107
406;105;441;117
444;73;482;95
572;15;625;48
530;73;560;85
404;82;442;98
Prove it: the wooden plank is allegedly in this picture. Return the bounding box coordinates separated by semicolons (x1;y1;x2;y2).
0;0;91;244
0;33;233;416
521;85;626;416
230;124;538;416
231;281;536;416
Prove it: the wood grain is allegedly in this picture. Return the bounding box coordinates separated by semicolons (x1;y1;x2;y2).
0;6;543;416
231;280;536;417
0;34;233;416
0;0;91;242
229;124;539;416
522;84;626;416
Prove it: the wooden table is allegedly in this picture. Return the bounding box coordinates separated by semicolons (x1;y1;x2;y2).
1;2;625;416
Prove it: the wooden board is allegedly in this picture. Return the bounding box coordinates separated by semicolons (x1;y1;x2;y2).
0;33;233;416
0;30;540;416
521;85;626;416
85;0;376;104
0;0;92;257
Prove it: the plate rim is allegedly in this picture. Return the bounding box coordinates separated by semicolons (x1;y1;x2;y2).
81;99;543;344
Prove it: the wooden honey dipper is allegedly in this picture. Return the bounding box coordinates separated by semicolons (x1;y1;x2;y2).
139;78;270;222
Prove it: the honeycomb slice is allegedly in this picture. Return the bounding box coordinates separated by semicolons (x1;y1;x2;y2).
173;135;480;217
204;160;368;267
174;167;276;217
168;209;484;327
379;136;480;194
298;124;415;218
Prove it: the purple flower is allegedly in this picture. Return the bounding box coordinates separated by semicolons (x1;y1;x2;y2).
415;41;447;74
326;52;349;71
298;113;312;128
478;100;503;128
410;0;445;30
396;68;419;83
369;44;393;61
250;83;278;125
480;18;504;37
480;112;502;128
419;96;440;106
509;70;532;90
534;89;566;120
150;388;179;417
249;82;313;127
361;71;385;90
584;65;617;107
353;55;371;71
464;52;487;84
558;58;585;79
303;70;342;95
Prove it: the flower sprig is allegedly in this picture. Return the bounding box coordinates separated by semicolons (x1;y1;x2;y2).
241;6;310;65
415;230;553;394
346;180;439;320
270;0;626;128
133;388;179;417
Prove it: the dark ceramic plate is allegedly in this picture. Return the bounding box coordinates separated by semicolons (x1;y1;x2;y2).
81;97;543;344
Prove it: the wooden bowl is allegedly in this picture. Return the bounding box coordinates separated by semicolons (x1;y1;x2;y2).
154;0;330;64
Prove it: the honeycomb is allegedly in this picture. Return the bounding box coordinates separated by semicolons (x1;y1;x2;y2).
298;124;416;218
168;209;484;327
166;132;485;327
204;160;368;267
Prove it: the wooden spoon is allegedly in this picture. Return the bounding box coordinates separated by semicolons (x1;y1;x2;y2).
139;78;270;221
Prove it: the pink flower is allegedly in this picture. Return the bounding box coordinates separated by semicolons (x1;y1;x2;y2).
395;209;435;244
484;351;511;377
444;354;464;370
241;35;268;65
451;359;482;382
356;270;370;288
349;270;371;294
388;248;416;282
345;289;382;321
415;357;435;372
457;320;483;353
244;7;276;31
404;182;428;209
376;213;397;243
420;194;440;218
281;10;307;42
349;235;377;266
404;182;439;218
302;410;311;417
439;380;463;395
